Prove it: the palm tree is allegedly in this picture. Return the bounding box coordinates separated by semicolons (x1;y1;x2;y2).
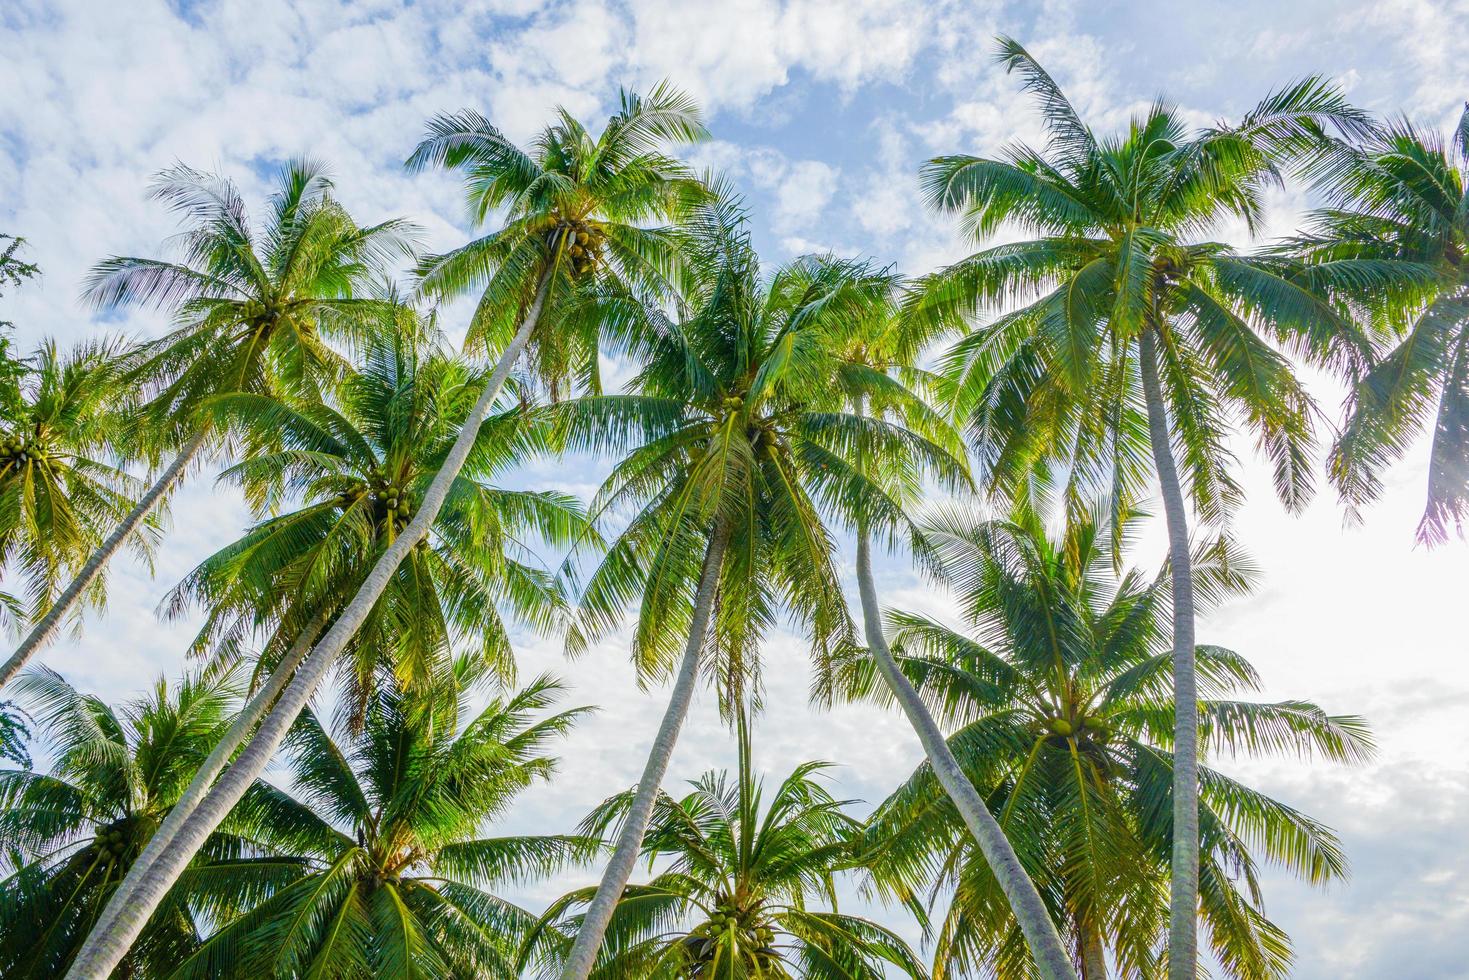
530;713;927;979
553;202;916;977
914;39;1376;975
167;665;594;979
0;667;305;978
66;87;708;978
3;160;415;687
1285;104;1469;542
0;339;154;635
815;292;1079;975
79;321;587;969
844;506;1372;978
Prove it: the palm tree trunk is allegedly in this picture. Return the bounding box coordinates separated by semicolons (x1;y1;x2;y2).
1138;328;1199;980
1077;913;1107;980
561;521;731;980
0;429;208;690
855;529;1077;980
76;605;331;948
63;275;551;980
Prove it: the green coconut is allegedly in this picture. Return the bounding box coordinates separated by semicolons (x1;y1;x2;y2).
1046;717;1075;736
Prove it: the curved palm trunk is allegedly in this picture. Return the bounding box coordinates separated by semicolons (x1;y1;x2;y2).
855;530;1077;980
561;521;730;980
1;429;208;690
1138;329;1199;979
77;605;331;948
64;278;550;980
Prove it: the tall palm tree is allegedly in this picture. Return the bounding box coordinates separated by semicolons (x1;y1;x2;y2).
530;713;927;979
845;506;1372;978
80;322;587;967
914;39;1376;975
66;87;708;979
167;665;594;979
1285;104;1469;542
815;293;1079;975
0;339;153;635
3;159;415;687
0;667;306;978
553;203;909;978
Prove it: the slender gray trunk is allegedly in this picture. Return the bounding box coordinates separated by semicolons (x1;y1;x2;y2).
63;277;550;980
855;531;1077;980
561;522;730;980
1;430;208;690
78;605;331;948
1138;329;1199;979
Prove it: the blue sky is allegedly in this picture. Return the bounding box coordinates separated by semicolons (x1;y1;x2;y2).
3;0;1469;975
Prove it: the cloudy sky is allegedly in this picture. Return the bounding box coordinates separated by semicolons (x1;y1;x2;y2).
4;0;1469;975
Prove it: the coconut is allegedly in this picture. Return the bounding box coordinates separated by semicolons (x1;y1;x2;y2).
1046;717;1075;736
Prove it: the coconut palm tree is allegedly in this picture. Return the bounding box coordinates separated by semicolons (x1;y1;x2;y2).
552;202;920;977
529;713;927;979
0;339;154;635
79;320;588;969
0;667;306;978
815;293;1079;975
844;506;1372;978
67;88;709;979
913;39;1378;975
3;160;416;688
166;665;594;979
1284;104;1469;542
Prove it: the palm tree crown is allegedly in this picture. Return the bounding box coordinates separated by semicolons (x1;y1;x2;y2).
86;159;416;423
168;666;594;979
562;202;917;708
167;324;589;722
849;507;1372;979
408;81;710;398
918;40;1378;523
0;339;152;625
1287;104;1469;541
0;668;300;977
533;718;927;979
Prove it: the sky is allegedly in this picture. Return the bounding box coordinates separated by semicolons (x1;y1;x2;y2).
3;0;1469;975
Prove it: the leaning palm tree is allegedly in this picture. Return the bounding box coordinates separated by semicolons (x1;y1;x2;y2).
914;39;1378;975
78;321;587;969
553;203;915;978
845;506;1372;978
0;667;304;978
66;87;709;979
167;665;594;979
529;714;927;979
815;293;1080;975
0;338;153;634
3;159;415;687
1285;104;1469;542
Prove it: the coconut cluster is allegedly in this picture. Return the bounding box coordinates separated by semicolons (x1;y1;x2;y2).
557;221;606;278
91;823;132;863
0;433;44;469
332;467;418;535
684;902;779;973
1043;714;1113;742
